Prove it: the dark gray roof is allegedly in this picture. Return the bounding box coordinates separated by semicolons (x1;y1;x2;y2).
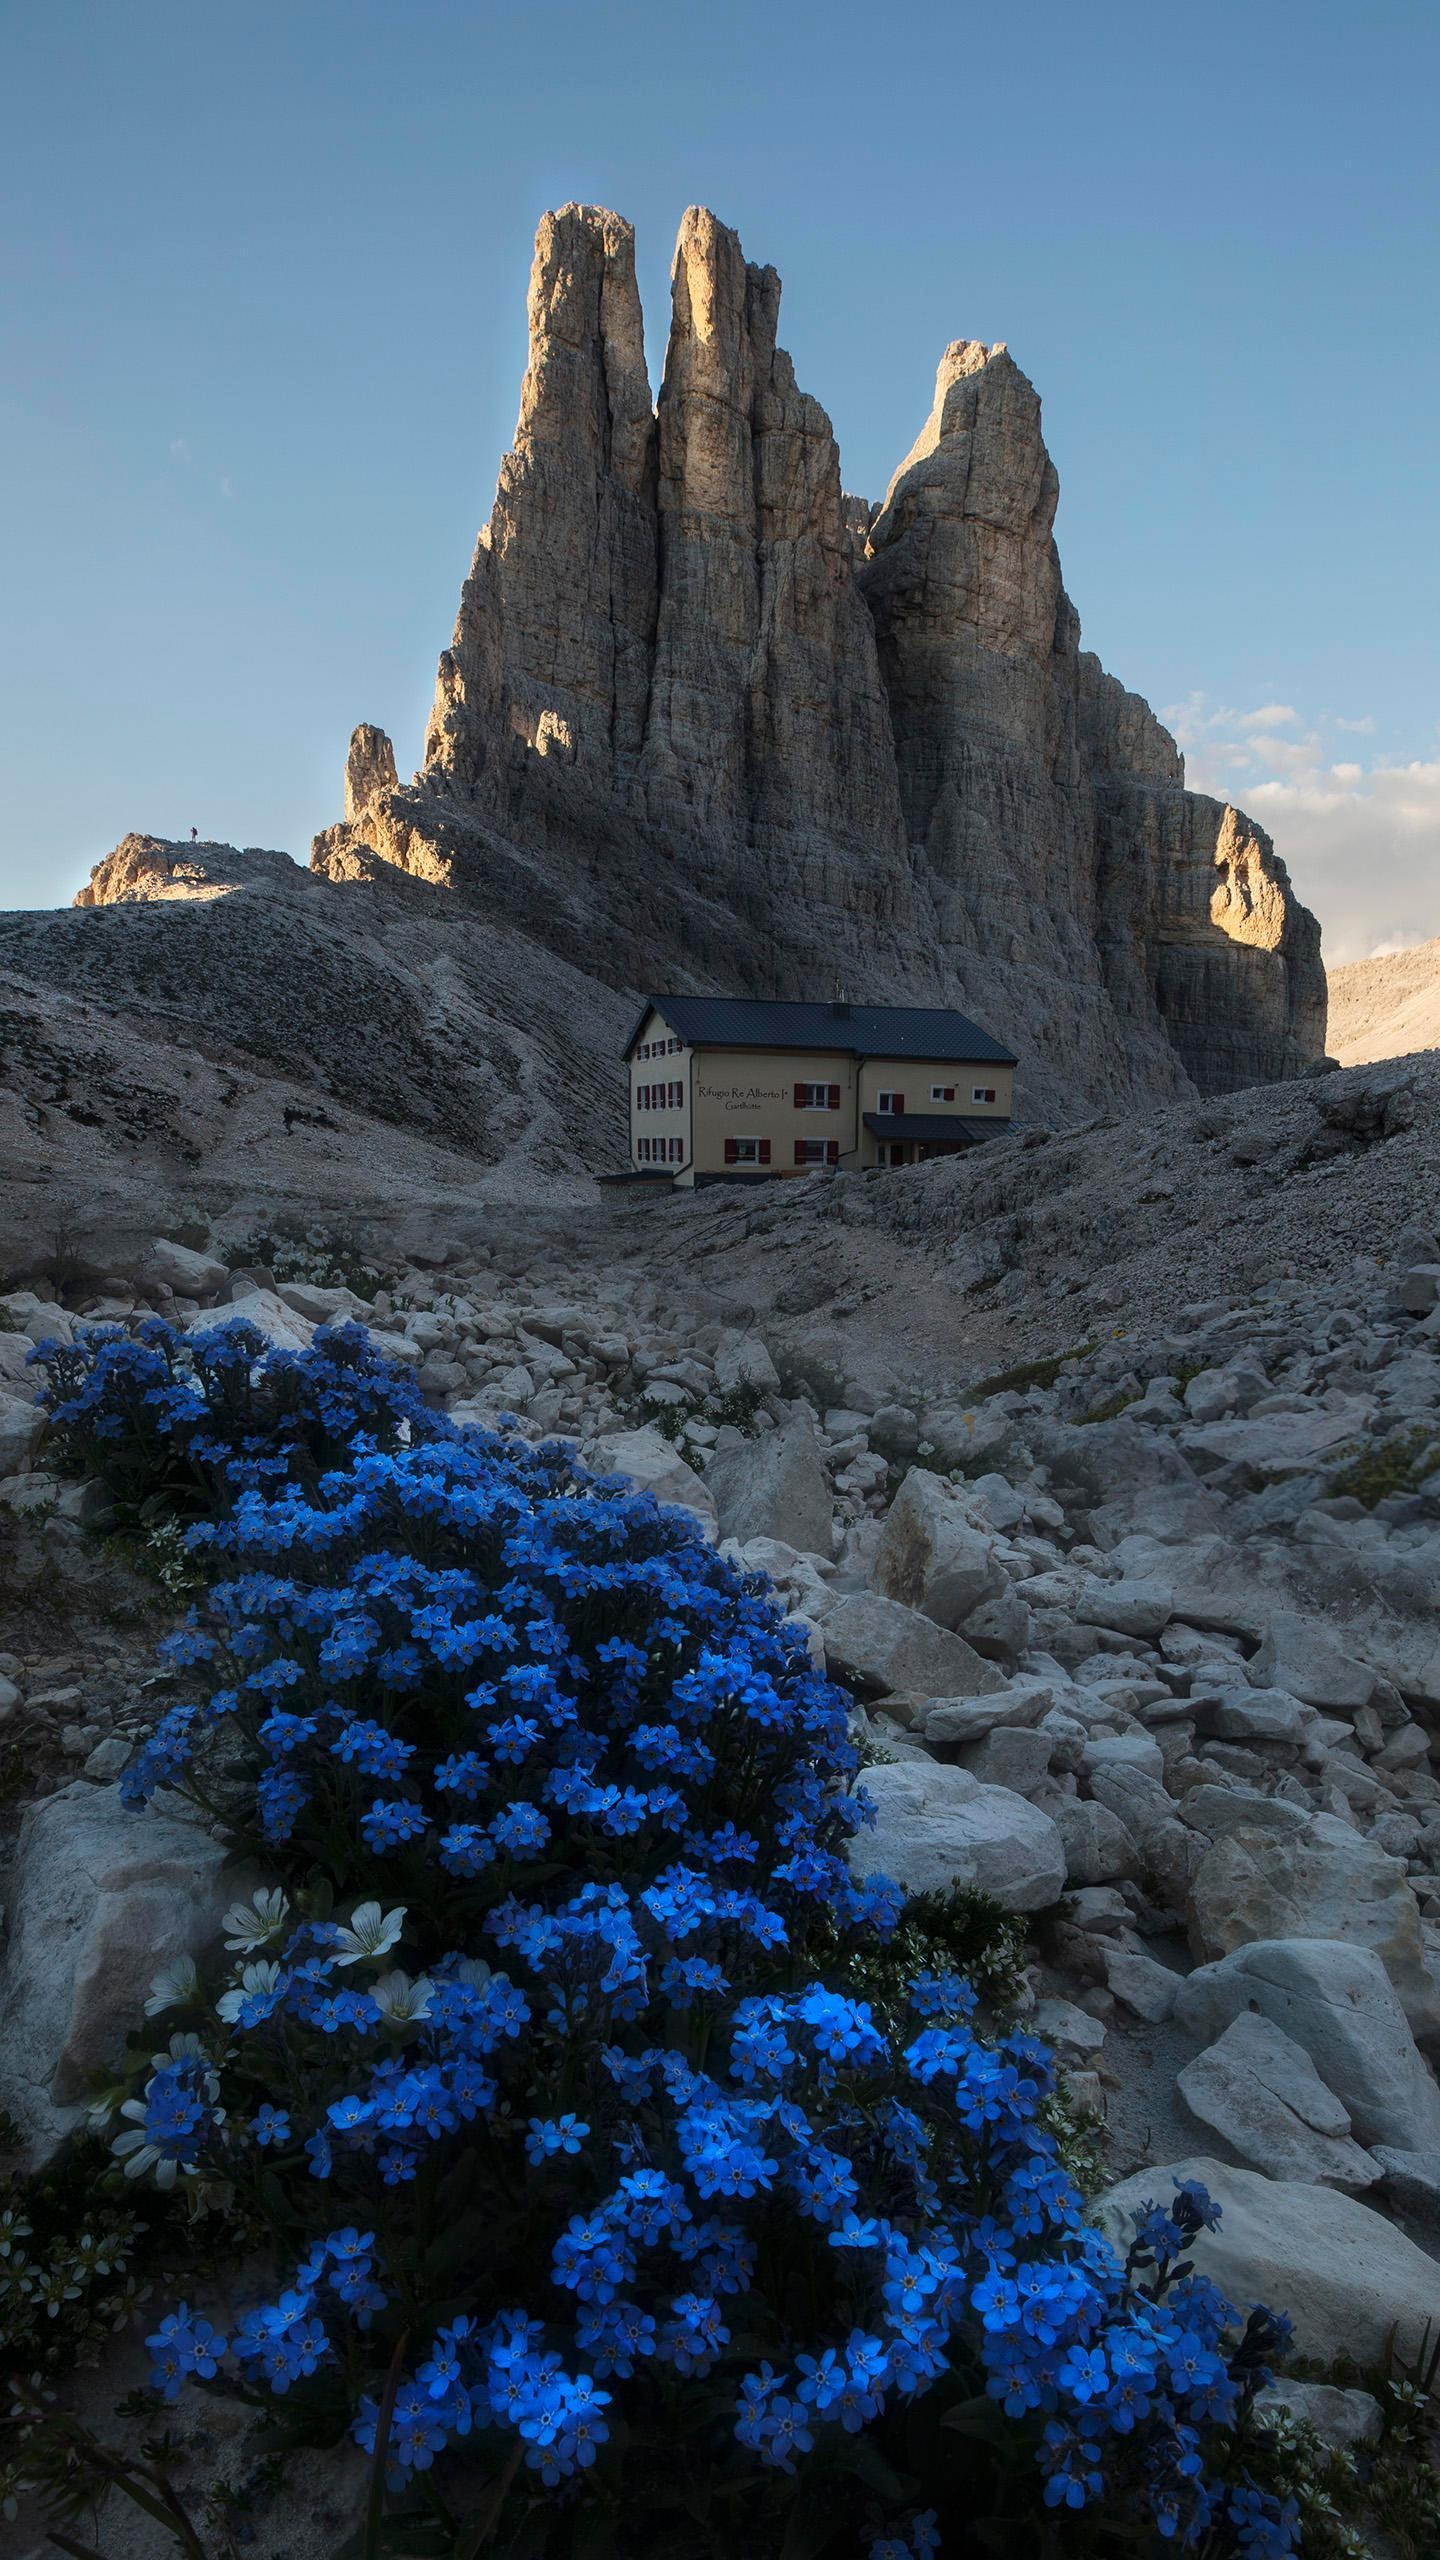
863;1112;1009;1145
627;996;1017;1066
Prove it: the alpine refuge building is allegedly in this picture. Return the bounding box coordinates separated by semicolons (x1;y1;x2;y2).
625;997;1016;1187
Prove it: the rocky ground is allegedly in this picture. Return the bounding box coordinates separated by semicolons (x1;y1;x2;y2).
3;1043;1440;2548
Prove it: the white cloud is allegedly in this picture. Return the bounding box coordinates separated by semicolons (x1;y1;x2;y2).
218;474;236;501
1162;693;1440;965
1236;702;1301;729
169;436;192;465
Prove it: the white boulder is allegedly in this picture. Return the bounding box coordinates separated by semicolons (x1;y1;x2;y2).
705;1413;832;1554
1173;1938;1440;2152
820;1591;1003;1701
587;1425;717;1532
0;1783;234;2164
1252;1610;1375;1710
1095;2156;1440;2365
187;1291;314;1352
140;1238;231;1300
1186;1815;1440;2042
1176;2013;1383;2191
872;1468;1007;1628
849;1761;1065;1909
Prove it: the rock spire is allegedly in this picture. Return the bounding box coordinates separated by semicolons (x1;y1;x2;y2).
313;204;1326;1106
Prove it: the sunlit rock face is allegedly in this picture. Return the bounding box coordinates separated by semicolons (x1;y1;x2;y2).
312;203;1327;1112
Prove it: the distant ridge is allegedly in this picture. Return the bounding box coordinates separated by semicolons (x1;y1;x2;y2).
1328;938;1440;1065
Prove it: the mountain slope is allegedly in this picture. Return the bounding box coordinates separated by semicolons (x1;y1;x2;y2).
1328;937;1440;1064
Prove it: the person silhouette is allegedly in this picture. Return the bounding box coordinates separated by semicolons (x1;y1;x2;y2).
190;827;198;843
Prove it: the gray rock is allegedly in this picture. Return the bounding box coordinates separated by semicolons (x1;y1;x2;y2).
1252;1610;1375;1710
1076;1577;1175;1638
1094;2156;1440;2364
1033;1997;1106;2060
187;1292;314;1352
1081;1730;1167;1784
1265;2381;1383;2448
1176;2012;1383;2189
1173;1938;1440;2152
587;1425;717;1531
141;1237;231;1300
0;1392;42;1475
82;1737;132;1782
961;1582;1036;1662
821;1591;1003;1701
0;1783;235;2165
1186;1816;1440;2042
1102;1940;1182;2021
1194;1687;1315;1746
1177;1785;1311;1839
918;1678;1054;1744
713;1333;780;1396
706;1413;832;1554
872;1468;1007;1628
849;1761;1065;1909
1052;1797;1141;1885
969;1472;1027;1531
958;1725;1054;1796
1371;2147;1440;2236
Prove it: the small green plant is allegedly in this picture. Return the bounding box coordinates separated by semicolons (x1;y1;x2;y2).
1075;1389;1137;1425
0;2115;216;2553
965;1341;1098;1402
708;1377;766;1433
224;1220;385;1299
1327;1427;1438;1509
144;1518;207;1598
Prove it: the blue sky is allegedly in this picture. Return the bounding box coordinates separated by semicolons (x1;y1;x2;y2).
3;0;1437;961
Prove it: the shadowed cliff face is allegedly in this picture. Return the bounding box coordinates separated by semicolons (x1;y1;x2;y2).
313;201;1326;1110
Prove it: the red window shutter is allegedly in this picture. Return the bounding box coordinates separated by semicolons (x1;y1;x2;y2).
893;1091;905;1115
828;1083;840;1110
724;1138;738;1165
827;1139;839;1165
793;1141;806;1165
759;1139;771;1164
793;1083;806;1109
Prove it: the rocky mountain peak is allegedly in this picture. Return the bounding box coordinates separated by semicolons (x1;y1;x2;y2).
309;200;1326;1109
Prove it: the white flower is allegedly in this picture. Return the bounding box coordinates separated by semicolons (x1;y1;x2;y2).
452;1955;493;1992
331;1901;405;1968
144;1955;200;2017
112;2105;174;2187
150;2031;211;2074
222;1886;290;1952
369;1969;433;2024
217;1960;281;2024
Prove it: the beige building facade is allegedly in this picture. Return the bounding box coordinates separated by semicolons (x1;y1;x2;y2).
625;997;1016;1187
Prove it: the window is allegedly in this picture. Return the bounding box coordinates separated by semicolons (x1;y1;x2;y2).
794;1081;841;1109
972;1085;997;1104
668;1038;680;1054
794;1138;840;1167
930;1084;957;1104
723;1136;771;1166
669;1080;682;1107
670;1137;683;1162
876;1089;905;1115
